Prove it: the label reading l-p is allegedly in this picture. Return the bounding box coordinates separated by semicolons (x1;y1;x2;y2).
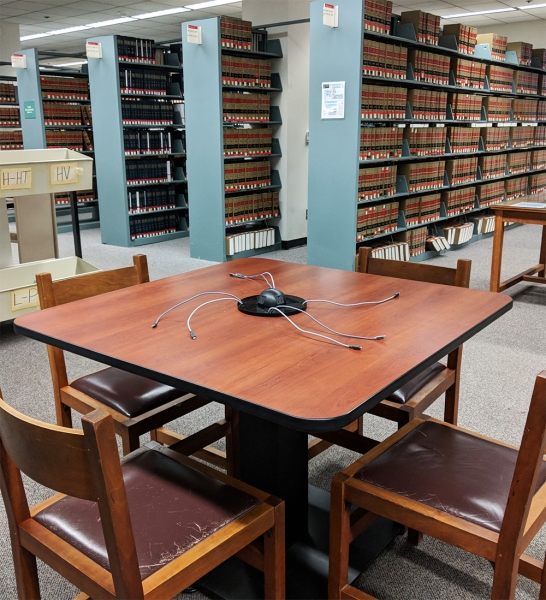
187;24;202;45
11;286;39;312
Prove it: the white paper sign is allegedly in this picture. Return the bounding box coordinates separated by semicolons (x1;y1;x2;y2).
321;81;345;119
11;54;27;69
86;41;102;59
187;24;202;45
323;3;338;27
50;163;80;185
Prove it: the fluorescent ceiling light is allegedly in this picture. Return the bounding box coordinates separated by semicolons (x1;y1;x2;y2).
85;17;137;28
518;2;546;7
20;32;51;41
134;7;191;19
442;7;517;17
185;0;240;9
53;60;88;67
50;25;90;35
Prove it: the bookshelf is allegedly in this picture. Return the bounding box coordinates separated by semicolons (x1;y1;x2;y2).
0;74;22;150
87;35;187;247
307;0;546;270
14;48;98;234
183;16;282;262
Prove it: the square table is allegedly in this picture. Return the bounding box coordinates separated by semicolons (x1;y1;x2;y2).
490;197;546;293
14;257;512;598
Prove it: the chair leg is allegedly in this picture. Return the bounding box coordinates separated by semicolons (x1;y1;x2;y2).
11;540;40;599
357;415;364;435
329;475;352;600
225;407;240;479
149;429;159;442
121;429;140;455
407;529;423;546
444;347;462;425
263;500;285;600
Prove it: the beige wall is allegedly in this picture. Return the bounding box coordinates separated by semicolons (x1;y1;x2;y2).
477;19;546;48
243;0;311;242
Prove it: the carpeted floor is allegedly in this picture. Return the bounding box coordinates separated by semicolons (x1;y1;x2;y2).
0;224;545;599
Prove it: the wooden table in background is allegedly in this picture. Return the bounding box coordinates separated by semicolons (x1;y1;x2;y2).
14;258;512;599
490;197;546;293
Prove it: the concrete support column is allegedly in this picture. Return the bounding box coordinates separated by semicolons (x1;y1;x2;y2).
0;22;21;77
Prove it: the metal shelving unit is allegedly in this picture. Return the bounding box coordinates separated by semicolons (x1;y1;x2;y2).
182;17;283;262
87;35;188;247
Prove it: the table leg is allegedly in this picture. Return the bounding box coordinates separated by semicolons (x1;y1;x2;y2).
490;215;505;292
539;225;546;278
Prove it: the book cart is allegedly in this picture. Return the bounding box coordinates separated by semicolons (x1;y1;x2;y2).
86;35;187;247
307;0;546;271
14;49;99;234
182;17;282;262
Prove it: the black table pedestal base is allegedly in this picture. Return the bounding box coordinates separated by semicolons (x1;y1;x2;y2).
196;485;403;600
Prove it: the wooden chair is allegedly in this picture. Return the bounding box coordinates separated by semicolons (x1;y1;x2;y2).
329;371;546;600
0;394;285;600
36;255;239;477
308;247;471;462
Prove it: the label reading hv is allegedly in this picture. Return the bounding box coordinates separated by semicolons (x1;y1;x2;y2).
50;163;80;185
23;101;36;119
323;4;338;27
187;25;202;45
11;286;39;312
86;41;102;59
1;168;32;190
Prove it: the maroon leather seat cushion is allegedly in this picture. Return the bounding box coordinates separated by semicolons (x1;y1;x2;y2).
354;420;546;532
70;367;183;418
34;448;260;580
387;362;446;404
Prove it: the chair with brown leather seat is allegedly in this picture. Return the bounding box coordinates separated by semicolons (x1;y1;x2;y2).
0;393;285;599
36;255;239;475
308;247;471;462
329;371;546;600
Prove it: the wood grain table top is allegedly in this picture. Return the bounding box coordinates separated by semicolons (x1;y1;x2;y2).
14;258;512;431
491;196;546;216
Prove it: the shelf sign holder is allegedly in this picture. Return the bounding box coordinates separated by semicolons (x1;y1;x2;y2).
323;4;338;27
187;24;202;45
11;54;27;69
86;41;102;59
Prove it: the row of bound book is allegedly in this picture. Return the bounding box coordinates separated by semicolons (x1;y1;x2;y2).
121;99;173;125
0;108;19;127
224;128;272;157
507;176;529;199
129;213;179;240
128;187;177;214
40;76;88;100
530;172;546;194
0;83;16;104
442;24;478;55
221;56;272;88
125;159;172;184
368;241;410;261
478;181;505;208
452;59;486;89
363;0;392;35
356;201;399;241
363;42;408;79
117;36;156;65
220;16;252;51
506;152;530;175
400;10;441;46
444;222;474;245
54;188;95;205
474;215;495;234
225;190;279;225
225;228;276;256
119;69;169;96
43;103;92;126
427;235;451;251
0;131;22;149
45;130;92;151
222;92;271;122
404;194;442;225
224;161;271;192
124;130;176;155
482;154;508;179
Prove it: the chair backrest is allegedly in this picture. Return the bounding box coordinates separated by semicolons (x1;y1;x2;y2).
493;371;546;598
0;394;143;598
36;254;149;309
357;246;471;288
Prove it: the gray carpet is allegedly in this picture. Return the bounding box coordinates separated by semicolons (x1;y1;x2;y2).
0;224;544;599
